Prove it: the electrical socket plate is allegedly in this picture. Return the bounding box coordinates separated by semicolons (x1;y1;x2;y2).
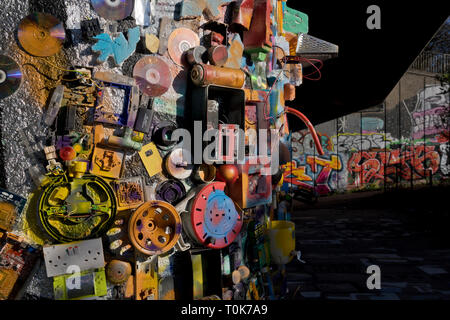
43;238;105;278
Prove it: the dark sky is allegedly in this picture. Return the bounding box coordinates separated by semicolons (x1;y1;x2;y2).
286;1;448;129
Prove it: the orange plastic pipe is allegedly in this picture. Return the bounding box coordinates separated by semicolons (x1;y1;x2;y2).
285;107;325;156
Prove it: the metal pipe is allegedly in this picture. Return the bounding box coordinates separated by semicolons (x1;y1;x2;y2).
191;63;246;88
103;127;143;151
285;107;325;156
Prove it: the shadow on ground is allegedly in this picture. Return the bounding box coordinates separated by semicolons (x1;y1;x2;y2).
286;185;450;300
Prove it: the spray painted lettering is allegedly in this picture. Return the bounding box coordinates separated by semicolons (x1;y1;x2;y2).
332;133;393;152
348;145;441;184
282;155;342;195
292;131;333;158
411;85;449;140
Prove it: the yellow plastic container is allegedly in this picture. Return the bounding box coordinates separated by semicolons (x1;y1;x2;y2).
269;220;296;265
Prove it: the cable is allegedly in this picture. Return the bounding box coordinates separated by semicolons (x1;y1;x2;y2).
284;107;325;156
299;57;323;81
42;59;104;89
284;56;323;81
22;63;60;82
42;59;88;82
261;50;322;124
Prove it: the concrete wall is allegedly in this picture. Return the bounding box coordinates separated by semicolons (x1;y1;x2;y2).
282;71;450;196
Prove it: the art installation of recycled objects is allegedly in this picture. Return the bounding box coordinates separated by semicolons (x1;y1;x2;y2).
0;0;338;301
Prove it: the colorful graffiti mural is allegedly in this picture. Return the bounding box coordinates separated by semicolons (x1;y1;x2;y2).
362;117;385;134
332;133;393;152
410;85;449;140
347;145;441;185
281;154;343;196
440;144;450;175
291;131;333;158
285;83;449;196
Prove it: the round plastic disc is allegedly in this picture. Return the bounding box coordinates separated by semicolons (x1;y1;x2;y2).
190;182;243;249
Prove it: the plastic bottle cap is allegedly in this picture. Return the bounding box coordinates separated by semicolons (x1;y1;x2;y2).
73;144;83;153
59;146;76;161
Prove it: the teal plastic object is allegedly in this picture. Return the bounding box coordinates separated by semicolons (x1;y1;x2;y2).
92;27;140;65
180;0;233;19
283;6;309;34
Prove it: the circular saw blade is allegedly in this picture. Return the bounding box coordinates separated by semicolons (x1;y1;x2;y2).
133;55;173;97
91;0;134;21
18;13;66;57
0;55;22;99
168;28;200;67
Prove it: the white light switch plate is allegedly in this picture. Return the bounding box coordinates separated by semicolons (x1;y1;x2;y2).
43;238;105;278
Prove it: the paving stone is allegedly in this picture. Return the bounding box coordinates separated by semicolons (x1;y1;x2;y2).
348;293;376;300
380;287;403;293
360;258;373;268
299;291;322;298
376;259;409;264
288;188;450;300
317;283;358;293
372;233;388;237
417;266;448;275
382;282;408;288
315;273;366;284
293;282;319;292
411;284;433;293
311;264;363;274
372;248;398;252
324;294;356;300
291;217;317;221
373;264;420;274
370;293;400;300
437;290;450;295
286;273;314;282
368;253;401;259
299;240;343;245
405;257;425;262
408;295;446;300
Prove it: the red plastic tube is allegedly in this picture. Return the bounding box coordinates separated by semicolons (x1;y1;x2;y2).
285;107;325;156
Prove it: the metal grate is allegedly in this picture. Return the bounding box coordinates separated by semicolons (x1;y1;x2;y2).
410;51;450;74
296;33;339;60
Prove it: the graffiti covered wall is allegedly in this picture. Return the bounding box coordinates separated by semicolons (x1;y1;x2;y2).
283;80;450;196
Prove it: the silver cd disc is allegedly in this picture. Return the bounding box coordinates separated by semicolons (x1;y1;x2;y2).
91;0;134;21
133;56;173;97
0;55;22;99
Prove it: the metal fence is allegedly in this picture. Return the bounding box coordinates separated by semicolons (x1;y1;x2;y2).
410;51;450;74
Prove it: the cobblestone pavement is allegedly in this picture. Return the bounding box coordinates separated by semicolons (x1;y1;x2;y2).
286;186;450;300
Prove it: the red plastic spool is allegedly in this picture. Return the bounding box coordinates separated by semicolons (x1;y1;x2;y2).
187;182;243;249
